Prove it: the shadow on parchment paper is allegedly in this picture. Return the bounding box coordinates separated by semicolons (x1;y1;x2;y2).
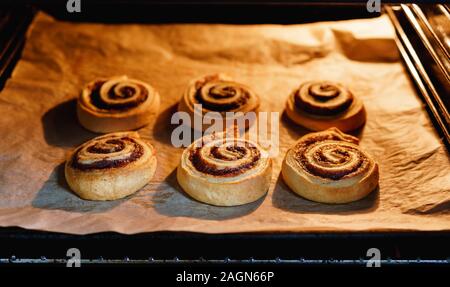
32;163;122;213
281;110;366;140
350;124;366;140
42;98;96;147
281;111;310;140
146;168;264;220
152;103;178;145
272;173;379;214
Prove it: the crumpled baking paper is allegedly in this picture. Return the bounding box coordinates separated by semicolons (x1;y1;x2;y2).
0;12;448;234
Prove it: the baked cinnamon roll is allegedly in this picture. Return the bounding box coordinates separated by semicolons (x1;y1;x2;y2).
65;132;157;201
178;74;260;131
77;75;160;133
282;128;378;204
177;132;272;206
285;81;366;132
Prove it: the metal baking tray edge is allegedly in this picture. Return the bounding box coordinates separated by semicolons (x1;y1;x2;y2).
386;4;450;150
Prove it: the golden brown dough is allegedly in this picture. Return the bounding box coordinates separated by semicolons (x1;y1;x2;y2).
285;81;366;132
177;131;272;206
65;132;157;201
77;75;160;133
282;128;378;204
178;74;260;131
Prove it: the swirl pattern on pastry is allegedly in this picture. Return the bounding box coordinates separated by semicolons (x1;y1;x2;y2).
294;81;354;116
177;132;272;206
285;81;366;132
65;132;157;201
282;128;378;204
292;128;371;180
189;138;262;178
296;140;370;180
71;134;145;170
80;76;157;113
178;74;259;131
194;80;255;113
77;75;160;133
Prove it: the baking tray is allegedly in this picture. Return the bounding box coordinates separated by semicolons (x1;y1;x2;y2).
0;2;448;264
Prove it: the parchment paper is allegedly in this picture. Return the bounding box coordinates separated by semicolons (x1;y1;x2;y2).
0;12;448;235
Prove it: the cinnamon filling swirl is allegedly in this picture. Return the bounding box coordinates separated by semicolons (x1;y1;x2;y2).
293;130;371;180
88;80;149;112
294;81;353;116
71;136;144;170
296;141;369;180
189;141;261;177
194;80;253;114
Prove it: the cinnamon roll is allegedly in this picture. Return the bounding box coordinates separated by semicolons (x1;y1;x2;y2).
282;128;378;204
65;132;157;201
285;81;366;132
177;132;272;206
178;74;260;131
77;75;160;133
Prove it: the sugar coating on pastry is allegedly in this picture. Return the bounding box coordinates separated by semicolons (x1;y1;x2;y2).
65;131;157;201
282;128;379;204
77;75;160;133
285;81;366;132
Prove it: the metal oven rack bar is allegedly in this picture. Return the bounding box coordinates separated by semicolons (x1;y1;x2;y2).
386;4;450;149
